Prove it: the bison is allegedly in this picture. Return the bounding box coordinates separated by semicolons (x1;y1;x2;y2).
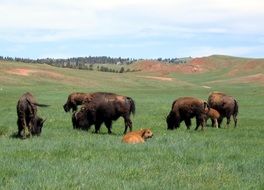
166;97;209;130
204;108;220;128
72;93;135;134
63;92;121;112
207;92;238;128
122;128;153;144
16;92;48;138
63;92;94;112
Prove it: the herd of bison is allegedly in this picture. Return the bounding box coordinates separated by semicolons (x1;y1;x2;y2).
16;91;238;143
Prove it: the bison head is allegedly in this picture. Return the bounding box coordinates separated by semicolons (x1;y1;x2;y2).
141;128;153;139
31;116;46;136
63;103;70;112
72;107;91;130
166;111;175;130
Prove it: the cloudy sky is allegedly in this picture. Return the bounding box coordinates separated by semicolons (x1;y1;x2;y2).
0;0;263;58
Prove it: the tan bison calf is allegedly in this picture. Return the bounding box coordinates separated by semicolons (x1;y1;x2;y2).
166;97;208;130
208;92;238;128
204;108;220;128
122;128;153;144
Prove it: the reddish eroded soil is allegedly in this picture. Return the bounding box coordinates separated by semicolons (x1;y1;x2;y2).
134;60;205;74
5;68;64;79
226;60;264;77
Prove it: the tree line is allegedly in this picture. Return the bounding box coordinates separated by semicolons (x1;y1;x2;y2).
0;56;191;73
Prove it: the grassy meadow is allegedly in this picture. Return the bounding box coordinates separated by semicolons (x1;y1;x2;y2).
0;59;264;189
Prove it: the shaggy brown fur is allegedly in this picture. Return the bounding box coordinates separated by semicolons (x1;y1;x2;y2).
208;92;238;127
122;128;153;144
16;92;48;138
204;108;220;128
72;92;135;134
166;97;208;130
63;92;120;112
63;92;94;112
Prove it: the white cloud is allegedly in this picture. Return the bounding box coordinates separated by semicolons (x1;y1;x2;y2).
1;0;264;57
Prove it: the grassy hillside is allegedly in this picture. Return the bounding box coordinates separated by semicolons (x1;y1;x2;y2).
0;58;264;189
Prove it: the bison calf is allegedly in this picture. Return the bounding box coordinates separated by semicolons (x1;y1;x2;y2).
72;93;135;134
16;92;48;139
204;108;220;128
166;97;208;130
208;92;238;128
122;128;153;144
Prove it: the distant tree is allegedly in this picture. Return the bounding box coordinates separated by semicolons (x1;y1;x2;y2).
119;67;125;73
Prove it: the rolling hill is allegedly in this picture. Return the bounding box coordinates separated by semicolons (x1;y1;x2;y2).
0;55;263;189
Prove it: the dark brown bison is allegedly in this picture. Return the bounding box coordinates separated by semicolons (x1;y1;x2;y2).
17;92;48;138
63;92;94;112
63;92;120;112
207;92;238;128
72;93;135;134
166;97;209;130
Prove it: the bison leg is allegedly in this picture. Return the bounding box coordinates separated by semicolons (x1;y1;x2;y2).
104;120;113;134
184;119;191;130
123;116;132;134
214;118;218;128
17;118;27;138
226;116;231;128
195;116;205;130
95;122;103;134
175;121;180;129
211;118;215;127
233;115;238;128
217;117;223;128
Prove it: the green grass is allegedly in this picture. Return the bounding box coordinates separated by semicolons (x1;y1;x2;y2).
0;60;264;189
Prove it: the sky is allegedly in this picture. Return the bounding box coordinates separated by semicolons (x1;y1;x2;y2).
0;0;264;59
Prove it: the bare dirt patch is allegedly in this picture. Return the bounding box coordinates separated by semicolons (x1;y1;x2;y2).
207;73;264;85
5;68;64;80
134;60;207;75
139;76;173;81
6;68;34;76
226;60;264;77
236;73;264;85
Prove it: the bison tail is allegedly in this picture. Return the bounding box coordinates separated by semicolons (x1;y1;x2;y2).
171;100;177;110
127;97;136;116
26;98;49;107
33;103;50;107
234;99;239;116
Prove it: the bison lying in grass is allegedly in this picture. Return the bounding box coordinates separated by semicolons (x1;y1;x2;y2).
72;92;135;134
16;92;48;139
166;97;208;130
208;92;238;128
122;128;153;144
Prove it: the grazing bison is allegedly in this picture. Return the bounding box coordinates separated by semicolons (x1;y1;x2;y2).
166;97;208;130
207;92;238;128
72;93;135;134
204;108;220;128
16;92;48;138
122;128;153;144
